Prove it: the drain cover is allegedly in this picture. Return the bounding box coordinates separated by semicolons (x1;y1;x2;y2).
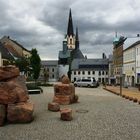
76;109;89;113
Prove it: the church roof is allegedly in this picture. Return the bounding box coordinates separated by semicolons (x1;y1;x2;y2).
72;48;84;59
59;50;71;59
67;9;74;36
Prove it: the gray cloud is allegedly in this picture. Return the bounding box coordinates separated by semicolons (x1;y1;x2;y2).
0;0;140;59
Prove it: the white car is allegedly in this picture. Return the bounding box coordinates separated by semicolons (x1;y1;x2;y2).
74;78;98;88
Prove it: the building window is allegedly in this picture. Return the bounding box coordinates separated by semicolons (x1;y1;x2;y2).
74;71;76;75
52;68;54;72
102;78;104;83
99;71;101;76
98;78;101;82
106;71;108;75
82;71;85;75
102;71;104;75
105;78;108;82
78;71;80;75
47;68;49;72
92;77;95;82
88;71;90;75
92;71;95;74
52;74;54;78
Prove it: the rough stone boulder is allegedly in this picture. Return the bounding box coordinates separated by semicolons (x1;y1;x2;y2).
53;95;71;105
60;108;73;121
8;76;28;93
48;102;60;112
53;75;78;105
7;102;34;123
0;104;6;126
0;81;29;104
54;83;75;96
61;75;70;84
0;66;20;81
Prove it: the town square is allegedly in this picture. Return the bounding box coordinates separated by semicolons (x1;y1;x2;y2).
1;0;140;140
1;86;140;140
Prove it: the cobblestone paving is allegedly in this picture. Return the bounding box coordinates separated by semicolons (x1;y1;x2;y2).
1;86;140;140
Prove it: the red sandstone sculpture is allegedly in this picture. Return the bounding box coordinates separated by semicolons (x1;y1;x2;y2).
0;66;34;126
53;75;78;105
60;108;73;121
48;102;60;112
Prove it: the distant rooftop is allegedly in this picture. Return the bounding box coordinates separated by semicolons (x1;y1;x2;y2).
71;58;109;70
0;42;14;60
0;36;31;53
41;60;58;66
124;37;140;50
124;40;140;52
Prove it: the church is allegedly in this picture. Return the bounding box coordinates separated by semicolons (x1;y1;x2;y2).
58;9;84;78
41;9;109;83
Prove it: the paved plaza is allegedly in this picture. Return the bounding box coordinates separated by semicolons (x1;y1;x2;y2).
1;86;140;140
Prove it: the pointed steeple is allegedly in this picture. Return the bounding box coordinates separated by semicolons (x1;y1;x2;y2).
76;27;79;41
67;9;74;36
75;27;79;49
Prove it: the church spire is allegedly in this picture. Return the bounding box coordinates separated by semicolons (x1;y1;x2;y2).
67;9;74;36
75;27;79;49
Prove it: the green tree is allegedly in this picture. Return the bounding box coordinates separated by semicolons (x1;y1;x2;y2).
30;49;41;81
15;57;30;75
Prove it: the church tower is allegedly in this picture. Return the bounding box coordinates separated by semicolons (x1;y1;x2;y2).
75;27;79;50
66;9;75;50
58;9;84;79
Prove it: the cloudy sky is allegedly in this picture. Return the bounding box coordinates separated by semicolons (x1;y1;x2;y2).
0;0;140;60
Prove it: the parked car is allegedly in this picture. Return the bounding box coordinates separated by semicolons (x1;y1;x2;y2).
74;78;98;88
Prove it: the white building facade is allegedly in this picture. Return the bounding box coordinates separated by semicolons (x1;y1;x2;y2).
135;42;140;84
71;70;108;83
41;60;59;82
71;59;109;83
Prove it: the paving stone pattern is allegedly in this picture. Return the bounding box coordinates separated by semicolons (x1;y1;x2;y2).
1;86;140;140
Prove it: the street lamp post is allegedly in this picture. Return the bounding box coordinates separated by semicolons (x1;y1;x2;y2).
120;65;123;95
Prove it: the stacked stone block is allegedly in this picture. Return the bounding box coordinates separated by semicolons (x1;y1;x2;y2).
0;66;34;126
53;75;78;105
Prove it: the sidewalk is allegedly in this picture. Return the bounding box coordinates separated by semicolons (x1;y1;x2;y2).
103;85;140;103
